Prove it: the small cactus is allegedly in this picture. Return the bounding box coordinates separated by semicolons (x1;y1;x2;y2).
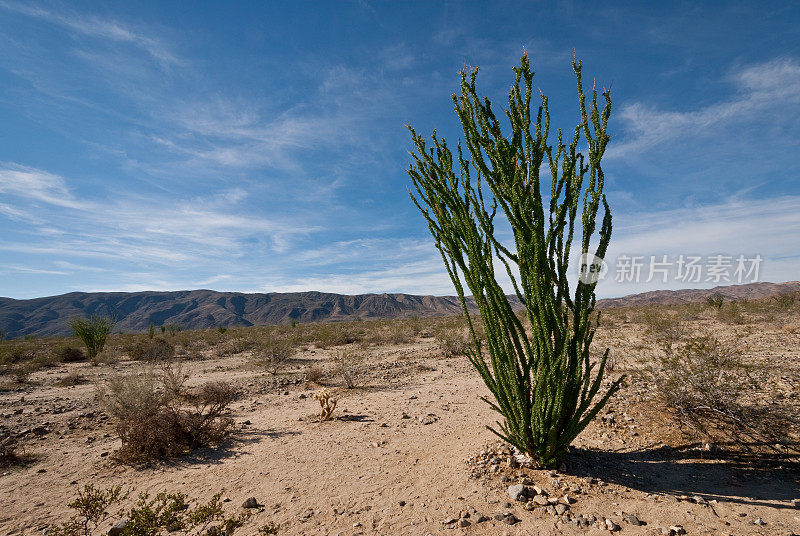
313;388;337;421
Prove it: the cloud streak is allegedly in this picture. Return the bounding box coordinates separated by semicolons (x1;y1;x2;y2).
610;58;800;158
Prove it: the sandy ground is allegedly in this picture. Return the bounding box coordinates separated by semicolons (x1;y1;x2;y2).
1;314;799;536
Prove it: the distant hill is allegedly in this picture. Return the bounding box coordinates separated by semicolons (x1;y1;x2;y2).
596;281;800;308
0;290;480;338
1;282;798;338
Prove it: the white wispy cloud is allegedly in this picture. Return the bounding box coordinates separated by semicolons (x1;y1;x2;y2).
610;58;800;158
0;162;321;266
0;163;86;209
0;1;178;66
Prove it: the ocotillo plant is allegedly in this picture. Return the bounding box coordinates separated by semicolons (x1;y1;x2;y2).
408;54;624;468
69;315;115;360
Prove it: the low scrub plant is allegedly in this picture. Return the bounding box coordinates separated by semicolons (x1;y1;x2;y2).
434;325;471;358
69;315;115;362
305;364;325;384
640;309;684;343
101;365;235;462
49;484;256;536
642;334;789;448
55;370;88;387
0;432;20;467
54;345;86;363
257;336;293;374
128;337;175;361
333;350;363;389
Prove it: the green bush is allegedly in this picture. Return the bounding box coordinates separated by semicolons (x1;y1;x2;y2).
128;338;175;361
49;484;256;536
69;315;115;361
53;344;86;363
408;54;622;467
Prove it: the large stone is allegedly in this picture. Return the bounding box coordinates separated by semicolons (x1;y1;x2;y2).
241;497;260;508
508;484;527;501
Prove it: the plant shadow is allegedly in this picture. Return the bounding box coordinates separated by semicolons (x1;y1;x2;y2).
566;443;800;508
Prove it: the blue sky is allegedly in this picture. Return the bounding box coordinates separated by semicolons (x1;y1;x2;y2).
0;1;799;299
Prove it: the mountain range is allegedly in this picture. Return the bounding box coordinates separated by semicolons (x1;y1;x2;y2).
1;281;798;338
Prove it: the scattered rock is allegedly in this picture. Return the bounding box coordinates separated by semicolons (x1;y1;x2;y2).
458;518;470;527
624;512;645;526
108;520;127;536
499;513;520;525
668;525;686;535
508;484;527;502
533;495;549;506
753;517;766;526
605;518;621;531
241;497;260;508
554;503;569;516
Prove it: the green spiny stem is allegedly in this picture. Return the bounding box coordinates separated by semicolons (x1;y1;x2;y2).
408;54;624;468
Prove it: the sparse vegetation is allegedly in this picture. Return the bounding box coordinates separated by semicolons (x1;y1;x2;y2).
433;325;471;358
69;315;115;362
55;370;88;387
128;337;175;361
49;484;256;536
257;335;293;374
706;293;724;308
0;432;20;467
642;333;789;448
305;363;325;384
100;365;235;462
333;350;363;389
408;54;621;467
53;344;86;363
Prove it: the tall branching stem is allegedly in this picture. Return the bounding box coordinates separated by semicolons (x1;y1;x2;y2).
408;55;624;468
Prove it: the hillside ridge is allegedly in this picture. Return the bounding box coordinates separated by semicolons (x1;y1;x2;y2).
1;281;798;338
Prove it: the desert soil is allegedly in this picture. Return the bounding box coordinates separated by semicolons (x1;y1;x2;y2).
1;313;799;536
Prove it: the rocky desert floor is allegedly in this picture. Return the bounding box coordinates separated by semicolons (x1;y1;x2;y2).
1;304;799;536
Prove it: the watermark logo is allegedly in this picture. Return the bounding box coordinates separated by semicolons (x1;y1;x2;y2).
578;253;608;284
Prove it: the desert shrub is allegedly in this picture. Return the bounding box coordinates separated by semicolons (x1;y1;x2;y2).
408;54;622;467
706;293;724;308
774;291;798;309
305;364;325;384
48;484;127;536
257;336;293;374
314;324;362;348
69;315;115;361
165;324;183;336
641;334;788;447
716;302;746;324
49;485;255;536
148;323;156;339
0;432;20;467
101;366;235;462
128;337;175;361
54;345;86;363
434;326;471;358
56;371;88;387
333;350;363;389
640;309;684;343
0;344;34;365
214;337;256;357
